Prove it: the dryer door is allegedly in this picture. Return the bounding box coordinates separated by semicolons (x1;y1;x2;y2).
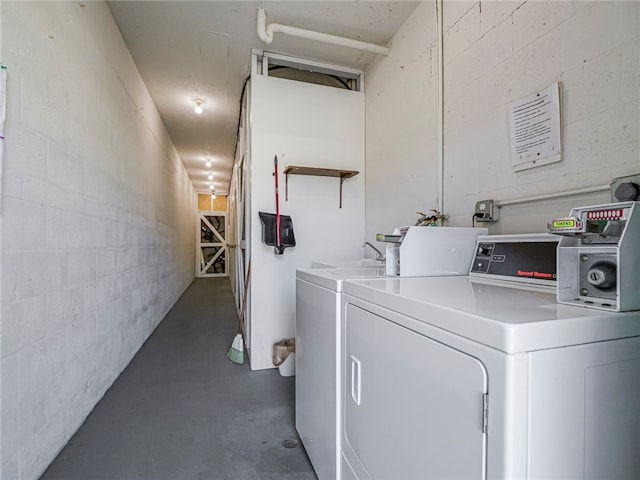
343;304;488;479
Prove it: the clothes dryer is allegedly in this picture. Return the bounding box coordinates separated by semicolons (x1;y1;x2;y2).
340;239;640;479
295;227;485;479
296;267;384;480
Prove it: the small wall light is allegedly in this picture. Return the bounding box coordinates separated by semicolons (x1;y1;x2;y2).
193;99;204;114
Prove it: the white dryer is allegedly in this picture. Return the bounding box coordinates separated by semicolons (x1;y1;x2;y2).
296;228;489;479
296;266;385;480
339;235;640;479
296;228;488;479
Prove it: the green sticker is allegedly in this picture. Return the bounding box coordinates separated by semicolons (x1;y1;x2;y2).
553;220;575;228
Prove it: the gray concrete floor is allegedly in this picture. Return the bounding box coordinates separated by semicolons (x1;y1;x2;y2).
40;278;316;480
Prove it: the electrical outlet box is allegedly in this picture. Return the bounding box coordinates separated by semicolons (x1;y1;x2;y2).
475;199;499;222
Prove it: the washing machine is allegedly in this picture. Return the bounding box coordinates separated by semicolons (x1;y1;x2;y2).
296;228;487;479
296;266;385;480
339;235;640;479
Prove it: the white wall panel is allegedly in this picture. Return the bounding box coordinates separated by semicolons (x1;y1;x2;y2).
366;1;639;236
364;2;438;240
444;1;639;232
0;3;196;479
248;74;364;370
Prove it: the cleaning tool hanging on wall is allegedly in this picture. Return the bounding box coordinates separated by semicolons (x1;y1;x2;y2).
258;156;296;254
227;261;251;364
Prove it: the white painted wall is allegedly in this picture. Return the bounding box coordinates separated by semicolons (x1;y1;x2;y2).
442;1;639;232
364;2;439;242
365;1;639;236
1;3;196;479
247;74;365;370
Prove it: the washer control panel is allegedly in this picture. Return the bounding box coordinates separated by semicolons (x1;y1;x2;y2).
470;234;558;286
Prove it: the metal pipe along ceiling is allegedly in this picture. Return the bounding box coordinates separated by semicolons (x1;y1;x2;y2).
256;8;390;56
497;184;612;207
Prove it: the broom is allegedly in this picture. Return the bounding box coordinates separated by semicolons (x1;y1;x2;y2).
227;261;251;364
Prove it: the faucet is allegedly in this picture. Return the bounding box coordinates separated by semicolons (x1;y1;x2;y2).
362;241;385;262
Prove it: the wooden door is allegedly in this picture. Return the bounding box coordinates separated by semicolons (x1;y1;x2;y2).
197;211;227;277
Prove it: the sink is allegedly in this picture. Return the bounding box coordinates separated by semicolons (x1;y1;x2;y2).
311;258;383;268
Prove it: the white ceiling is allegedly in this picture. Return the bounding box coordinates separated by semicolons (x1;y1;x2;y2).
107;1;421;195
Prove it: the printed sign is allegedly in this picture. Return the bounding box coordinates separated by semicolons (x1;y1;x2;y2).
509;82;562;171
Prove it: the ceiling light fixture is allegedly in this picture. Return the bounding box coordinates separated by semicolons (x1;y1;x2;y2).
209;184;215;190
193;98;204;114
205;159;212;168
208;173;214;180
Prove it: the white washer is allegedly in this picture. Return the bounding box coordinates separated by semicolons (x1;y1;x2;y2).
340;274;640;479
296;266;385;480
295;230;498;479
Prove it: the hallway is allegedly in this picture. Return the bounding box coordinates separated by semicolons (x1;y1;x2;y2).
39;278;315;480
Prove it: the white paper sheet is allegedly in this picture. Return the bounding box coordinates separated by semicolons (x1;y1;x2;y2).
509;82;562;171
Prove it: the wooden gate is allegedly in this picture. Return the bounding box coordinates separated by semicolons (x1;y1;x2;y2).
197;211;227;277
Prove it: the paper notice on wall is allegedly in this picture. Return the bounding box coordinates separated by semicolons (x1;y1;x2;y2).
509;82;562;171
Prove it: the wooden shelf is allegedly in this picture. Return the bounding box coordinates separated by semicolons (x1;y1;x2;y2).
283;166;359;208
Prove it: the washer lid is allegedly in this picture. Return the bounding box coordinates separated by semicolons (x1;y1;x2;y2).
296;267;385;292
342;276;640;353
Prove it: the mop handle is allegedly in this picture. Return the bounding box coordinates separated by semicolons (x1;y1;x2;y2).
274;156;281;248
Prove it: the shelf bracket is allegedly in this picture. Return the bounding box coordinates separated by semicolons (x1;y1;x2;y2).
339;175;347;208
283;166;359;208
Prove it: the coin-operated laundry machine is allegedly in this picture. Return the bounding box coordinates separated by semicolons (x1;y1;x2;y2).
340;233;640;480
548;201;640;311
296;227;486;480
296;266;385;480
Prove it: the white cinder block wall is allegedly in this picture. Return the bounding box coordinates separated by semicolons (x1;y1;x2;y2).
442;1;639;232
365;1;639;236
1;3;196;479
364;2;439;242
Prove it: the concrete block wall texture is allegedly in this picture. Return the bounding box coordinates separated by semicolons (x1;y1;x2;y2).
364;1;439;242
442;1;639;232
365;1;639;236
1;3;196;480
